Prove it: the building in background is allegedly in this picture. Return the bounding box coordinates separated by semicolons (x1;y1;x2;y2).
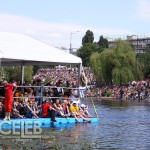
108;35;150;53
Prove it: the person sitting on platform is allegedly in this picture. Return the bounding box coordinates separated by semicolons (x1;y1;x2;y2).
79;104;93;118
39;98;56;119
70;101;91;123
18;101;28;117
26;101;38;118
53;99;66;117
11;100;24;118
61;100;70;117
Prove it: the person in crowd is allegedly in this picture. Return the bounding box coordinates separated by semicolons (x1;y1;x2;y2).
0;81;4;102
0;102;4;118
34;101;40;116
69;85;80;104
119;87;124;100
18;100;28;117
12;100;24;118
39;98;55;118
56;80;64;97
23;81;30;93
14;89;24;102
70;101;91;123
23;92;29;103
28;88;35;102
26;101;38;118
53;99;66;117
79;104;93;118
79;69;87;99
3;80;17;120
34;79;42;106
61;100;70;117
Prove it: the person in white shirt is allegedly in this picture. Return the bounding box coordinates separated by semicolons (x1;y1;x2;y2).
79;69;87;99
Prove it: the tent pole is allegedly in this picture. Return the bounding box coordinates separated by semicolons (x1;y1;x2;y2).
78;63;82;103
21;63;25;85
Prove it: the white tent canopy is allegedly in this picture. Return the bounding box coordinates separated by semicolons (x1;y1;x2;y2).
0;32;82;66
0;32;82;84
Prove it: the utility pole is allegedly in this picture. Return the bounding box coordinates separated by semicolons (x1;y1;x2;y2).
69;31;79;54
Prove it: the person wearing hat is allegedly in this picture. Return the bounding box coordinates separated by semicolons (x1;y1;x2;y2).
79;104;93;118
3;80;17;120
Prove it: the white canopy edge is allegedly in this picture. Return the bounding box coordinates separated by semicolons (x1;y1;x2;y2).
0;31;82;66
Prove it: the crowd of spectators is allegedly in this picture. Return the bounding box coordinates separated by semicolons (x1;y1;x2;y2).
0;67;93;121
0;65;150;120
32;66;96;87
0;79;92;122
90;80;150;100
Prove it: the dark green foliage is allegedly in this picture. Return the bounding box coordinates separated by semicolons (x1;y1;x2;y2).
76;43;99;66
3;66;33;82
77;31;107;66
90;40;143;85
82;30;94;45
33;65;40;75
97;35;108;50
136;53;150;78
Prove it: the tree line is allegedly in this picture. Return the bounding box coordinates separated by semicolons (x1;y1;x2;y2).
1;30;150;85
76;30;150;86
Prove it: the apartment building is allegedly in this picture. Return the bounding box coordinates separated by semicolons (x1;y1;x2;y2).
108;35;150;53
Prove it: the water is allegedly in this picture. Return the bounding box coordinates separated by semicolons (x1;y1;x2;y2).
0;98;150;150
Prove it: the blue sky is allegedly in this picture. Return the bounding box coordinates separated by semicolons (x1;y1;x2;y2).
0;0;150;50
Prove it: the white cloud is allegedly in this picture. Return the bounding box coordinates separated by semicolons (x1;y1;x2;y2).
0;13;131;48
136;0;150;20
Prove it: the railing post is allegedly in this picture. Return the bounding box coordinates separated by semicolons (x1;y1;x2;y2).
21;62;25;85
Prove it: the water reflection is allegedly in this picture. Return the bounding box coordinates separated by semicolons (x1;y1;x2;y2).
100;99;129;107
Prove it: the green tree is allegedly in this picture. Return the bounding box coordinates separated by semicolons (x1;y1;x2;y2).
3;66;33;82
136;53;150;78
90;40;143;85
90;52;103;84
82;30;94;45
77;43;99;66
97;35;108;50
33;65;40;75
77;31;106;66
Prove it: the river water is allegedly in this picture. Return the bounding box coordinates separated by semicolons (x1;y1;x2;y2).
0;98;150;150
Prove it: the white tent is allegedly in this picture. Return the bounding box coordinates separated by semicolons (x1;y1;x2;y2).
0;32;82;66
0;32;82;83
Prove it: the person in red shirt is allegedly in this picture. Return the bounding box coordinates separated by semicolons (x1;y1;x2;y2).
40;99;55;118
41;99;51;117
3;80;17;120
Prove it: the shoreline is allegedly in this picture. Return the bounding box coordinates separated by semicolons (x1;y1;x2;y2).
88;96;150;101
